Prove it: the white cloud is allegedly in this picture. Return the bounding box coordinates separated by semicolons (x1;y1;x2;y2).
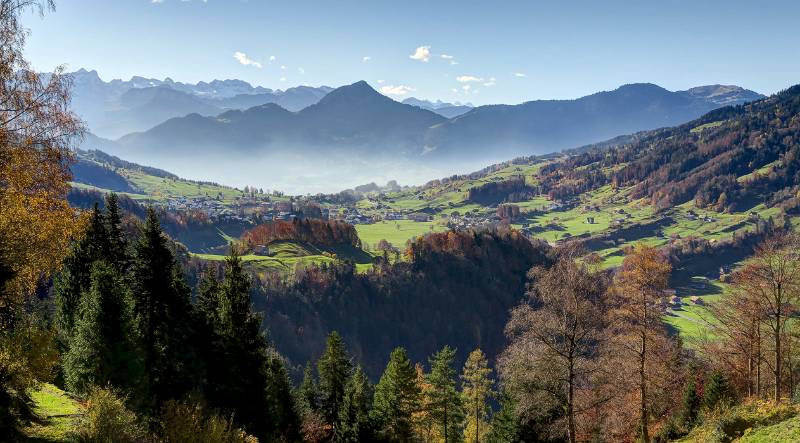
513;72;527;77
362;56;371;63
409;46;431;62
440;54;458;65
456;75;483;83
483;77;496;87
280;65;287;70
379;85;416;96
233;52;262;68
151;0;164;3
269;55;276;62
297;67;305;74
376;79;385;84
280;77;287;82
462;84;471;91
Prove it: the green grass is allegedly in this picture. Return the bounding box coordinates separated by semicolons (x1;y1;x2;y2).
194;239;375;275
70;181;150;200
356;220;447;249
23;383;83;442
120;170;249;203
739;415;800;442
677;401;800;443
690;120;725;133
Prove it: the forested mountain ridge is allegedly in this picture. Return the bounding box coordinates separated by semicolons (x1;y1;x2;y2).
536;83;800;213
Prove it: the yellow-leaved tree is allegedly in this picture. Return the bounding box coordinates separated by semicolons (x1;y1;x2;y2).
0;0;84;435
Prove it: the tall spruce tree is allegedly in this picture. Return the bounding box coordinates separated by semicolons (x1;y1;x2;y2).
130;208;195;412
703;371;733;410
209;246;298;440
372;347;420;442
336;365;373;442
63;262;140;395
54;203;108;345
103;193;129;271
317;331;352;427
193;266;221;394
298;362;319;414
485;390;520;443
680;374;700;429
426;346;465;443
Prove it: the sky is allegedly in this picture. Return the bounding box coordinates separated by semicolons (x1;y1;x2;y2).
22;0;800;105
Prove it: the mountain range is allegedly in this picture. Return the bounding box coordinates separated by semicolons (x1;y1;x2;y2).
401;97;474;118
67;69;334;138
72;69;764;192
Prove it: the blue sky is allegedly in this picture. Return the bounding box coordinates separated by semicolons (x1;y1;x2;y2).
23;0;800;105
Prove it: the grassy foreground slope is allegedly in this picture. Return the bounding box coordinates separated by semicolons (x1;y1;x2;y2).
22;384;83;442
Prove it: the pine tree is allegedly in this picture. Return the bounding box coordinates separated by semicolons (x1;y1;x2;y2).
317;331;352;426
63;262;140;395
680;374;700;429
372;347;421;442
103;193;129;271
426;346;465;443
55;203;108;345
208;246;298;440
192;266;222;395
130;208;195;412
195;267;221;323
485;391;520;443
462;348;494;443
336;365;373;442
298;362;319;413
703;371;732;410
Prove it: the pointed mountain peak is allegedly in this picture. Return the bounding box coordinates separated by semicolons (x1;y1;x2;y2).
311;81;386;108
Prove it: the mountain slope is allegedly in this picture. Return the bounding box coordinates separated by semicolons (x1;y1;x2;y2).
423;83;764;159
211;85;334;112
116;81;446;157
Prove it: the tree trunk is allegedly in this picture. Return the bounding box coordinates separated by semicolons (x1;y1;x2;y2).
640;329;649;443
444;403;448;443
475;402;480;443
567;362;576;443
757;323;762;397
776;304;782;402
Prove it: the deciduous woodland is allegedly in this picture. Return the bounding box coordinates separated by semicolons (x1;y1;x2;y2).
5;1;800;442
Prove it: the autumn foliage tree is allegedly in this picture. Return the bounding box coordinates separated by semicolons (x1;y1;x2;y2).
607;243;681;442
728;233;800;401
499;247;608;443
0;0;84;435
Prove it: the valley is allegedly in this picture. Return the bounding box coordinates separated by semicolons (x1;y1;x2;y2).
6;2;800;440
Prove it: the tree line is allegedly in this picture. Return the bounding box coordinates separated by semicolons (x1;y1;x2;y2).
53;196;299;440
242;218;362;251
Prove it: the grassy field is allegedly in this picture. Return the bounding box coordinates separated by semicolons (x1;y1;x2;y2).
70;181;150;200
194;240;376;275
356;220;447;249
739;415;800;442
120;170;252;203
22;384;83;442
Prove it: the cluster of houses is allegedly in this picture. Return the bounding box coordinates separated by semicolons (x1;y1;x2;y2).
656;289;706;310
446;213;505;231
685;210;717;223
